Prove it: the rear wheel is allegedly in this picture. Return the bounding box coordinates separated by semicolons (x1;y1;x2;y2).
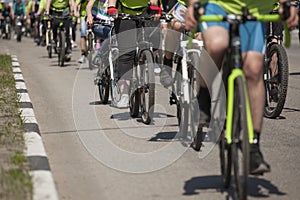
139;50;155;125
264;43;289;118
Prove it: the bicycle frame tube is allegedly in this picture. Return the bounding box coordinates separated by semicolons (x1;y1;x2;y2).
225;69;254;144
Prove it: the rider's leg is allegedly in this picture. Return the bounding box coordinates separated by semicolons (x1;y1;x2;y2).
160;20;183;87
78;17;87;63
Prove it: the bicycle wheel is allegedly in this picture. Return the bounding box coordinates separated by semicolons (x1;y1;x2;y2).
47;31;52;58
264;43;289;118
59;31;66;67
188;53;202;150
139;50;155;124
87;33;94;70
97;67;110;104
219;130;232;189
232;76;250;200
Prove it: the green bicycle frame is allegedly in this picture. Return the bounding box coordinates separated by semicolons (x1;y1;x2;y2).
189;12;291;144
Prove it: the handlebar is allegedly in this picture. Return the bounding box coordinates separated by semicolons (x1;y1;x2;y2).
192;3;291;48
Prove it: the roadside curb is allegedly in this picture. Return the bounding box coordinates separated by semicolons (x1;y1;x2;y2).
11;55;59;200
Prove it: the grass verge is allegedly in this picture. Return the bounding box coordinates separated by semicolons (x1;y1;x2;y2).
0;55;33;200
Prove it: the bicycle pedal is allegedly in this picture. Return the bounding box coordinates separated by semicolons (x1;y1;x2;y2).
169;96;177;105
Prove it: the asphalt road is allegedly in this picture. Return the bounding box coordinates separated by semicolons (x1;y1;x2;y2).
1;31;299;200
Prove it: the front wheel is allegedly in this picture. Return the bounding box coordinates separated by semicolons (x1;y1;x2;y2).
232;76;250;200
264;43;289;118
59;31;66;67
139;50;155;125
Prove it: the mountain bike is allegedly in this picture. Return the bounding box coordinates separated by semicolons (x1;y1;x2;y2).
263;13;289;118
193;4;290;200
118;14;156;125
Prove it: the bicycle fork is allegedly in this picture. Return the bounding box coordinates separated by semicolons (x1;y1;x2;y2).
225;69;254;144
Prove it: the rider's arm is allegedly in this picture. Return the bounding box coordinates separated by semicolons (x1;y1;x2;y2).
108;0;117;8
69;0;74;15
86;0;94;25
279;0;299;28
74;0;80;18
45;0;52;13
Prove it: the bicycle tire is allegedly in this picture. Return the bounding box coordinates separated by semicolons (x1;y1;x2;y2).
232;76;249;200
59;31;66;67
98;68;110;104
6;24;11;40
47;31;52;58
129;86;140;118
188;53;202;150
219;130;232;189
264;43;289;118
87;33;94;70
139;50;155;125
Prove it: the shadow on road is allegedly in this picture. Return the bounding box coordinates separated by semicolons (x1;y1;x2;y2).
183;175;286;199
289;72;300;76
283;107;300;112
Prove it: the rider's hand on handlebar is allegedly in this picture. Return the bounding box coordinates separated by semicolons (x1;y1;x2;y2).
108;7;118;18
184;2;204;31
147;4;162;21
279;1;298;29
86;15;93;27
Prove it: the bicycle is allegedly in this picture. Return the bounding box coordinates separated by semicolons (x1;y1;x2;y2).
50;15;72;67
117;13;156;125
264;16;289;118
86;24;96;70
193;4;290;200
2;16;12;40
93;19;119;104
45;18;54;58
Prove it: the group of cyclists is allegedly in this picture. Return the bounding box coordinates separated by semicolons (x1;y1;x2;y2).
1;0;299;195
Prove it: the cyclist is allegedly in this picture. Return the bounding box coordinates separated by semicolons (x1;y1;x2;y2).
74;0;89;63
35;0;47;46
86;0;111;65
0;0;14;38
45;0;74;61
107;0;162;108
159;0;187;87
185;0;298;175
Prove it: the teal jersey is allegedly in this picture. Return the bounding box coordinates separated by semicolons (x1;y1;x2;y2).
91;0;109;19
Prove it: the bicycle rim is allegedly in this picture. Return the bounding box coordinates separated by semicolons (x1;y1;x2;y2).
232;77;249;200
264;44;289;118
139;50;155;125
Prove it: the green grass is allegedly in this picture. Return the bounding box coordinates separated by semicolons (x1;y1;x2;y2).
0;55;33;200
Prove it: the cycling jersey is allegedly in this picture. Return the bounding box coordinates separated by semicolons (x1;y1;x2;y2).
117;0;149;15
91;0;109;20
14;0;26;16
76;0;88;17
50;0;69;12
1;6;11;18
